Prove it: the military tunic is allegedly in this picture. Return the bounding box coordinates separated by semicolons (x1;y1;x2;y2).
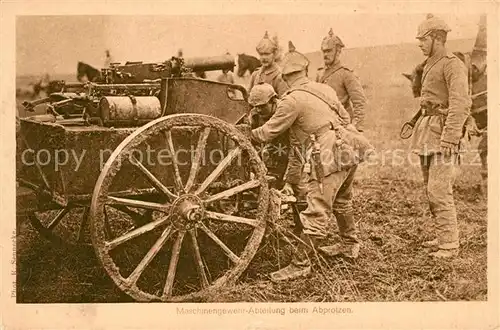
248;62;289;98
410;47;471;250
316;61;367;131
252;77;349;182
410;48;472;154
251;77;356;238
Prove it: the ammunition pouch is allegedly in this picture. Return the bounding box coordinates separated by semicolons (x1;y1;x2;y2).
333;124;375;170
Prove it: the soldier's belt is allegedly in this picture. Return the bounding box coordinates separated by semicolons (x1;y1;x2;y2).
421;106;448;117
305;123;334;146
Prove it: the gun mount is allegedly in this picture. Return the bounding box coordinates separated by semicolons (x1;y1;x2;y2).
22;54;239;126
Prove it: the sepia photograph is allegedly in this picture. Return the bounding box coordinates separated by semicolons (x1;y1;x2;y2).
2;1;499;329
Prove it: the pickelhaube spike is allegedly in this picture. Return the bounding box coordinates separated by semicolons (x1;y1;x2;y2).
321;28;345;50
281;42;309;75
256;30;277;54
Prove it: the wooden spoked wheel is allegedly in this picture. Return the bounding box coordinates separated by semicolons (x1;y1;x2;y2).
90;114;269;302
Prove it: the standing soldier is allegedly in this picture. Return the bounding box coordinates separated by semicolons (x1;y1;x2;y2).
244;46;371;281
314;29;368;257
316;29;367;132
248;31;289;97
410;14;471;258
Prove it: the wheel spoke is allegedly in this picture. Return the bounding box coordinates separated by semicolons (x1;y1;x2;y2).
163;230;186;297
189;228;209;289
164;130;184;193
129;154;177;200
108;204;152;227
109;204;144;219
194;147;241;196
47;207;71;230
198;223;241;264
205;211;261;227
107;196;168;212
76;207;89;242
204;179;260;204
126;225;174;287
104;215;170;251
185;127;211;193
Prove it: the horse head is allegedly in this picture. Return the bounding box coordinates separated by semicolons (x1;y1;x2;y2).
77;61;101;82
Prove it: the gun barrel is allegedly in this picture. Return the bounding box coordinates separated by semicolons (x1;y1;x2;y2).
183;55;235;72
90;83;161;90
22;97;51;108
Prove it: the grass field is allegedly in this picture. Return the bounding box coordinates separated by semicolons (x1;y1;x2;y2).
15;38;487;303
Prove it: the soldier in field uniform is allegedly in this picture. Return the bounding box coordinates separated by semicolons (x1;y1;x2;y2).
314;29;368;257
316;29;367;132
248;31;289;98
246;46;370;281
410;14;472;258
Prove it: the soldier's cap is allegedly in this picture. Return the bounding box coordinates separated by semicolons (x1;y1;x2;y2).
248;83;277;106
321;28;345;50
416;14;451;39
256;31;278;54
280;41;310;75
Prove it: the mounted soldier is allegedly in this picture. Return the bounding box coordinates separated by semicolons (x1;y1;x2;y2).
408;14;472;258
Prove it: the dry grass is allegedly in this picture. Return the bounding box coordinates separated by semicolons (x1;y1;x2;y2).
16;38;487;303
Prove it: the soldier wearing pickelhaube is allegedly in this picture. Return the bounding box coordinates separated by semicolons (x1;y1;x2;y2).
248;31;289;97
316;28;367;132
247;43;368;281
410;14;471;258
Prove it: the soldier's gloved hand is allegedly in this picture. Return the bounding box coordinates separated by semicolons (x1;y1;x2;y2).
280;183;294;197
235;123;253;141
345;123;358;132
352;120;364;132
440;141;457;157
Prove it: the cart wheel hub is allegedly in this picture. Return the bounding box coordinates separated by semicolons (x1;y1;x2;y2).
170;194;205;228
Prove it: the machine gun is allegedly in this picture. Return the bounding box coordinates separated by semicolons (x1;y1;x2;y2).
23;55;236;126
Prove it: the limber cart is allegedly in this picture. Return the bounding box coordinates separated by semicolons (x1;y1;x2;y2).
16;55;291;302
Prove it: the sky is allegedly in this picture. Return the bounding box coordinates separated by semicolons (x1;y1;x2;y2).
16;13;483;76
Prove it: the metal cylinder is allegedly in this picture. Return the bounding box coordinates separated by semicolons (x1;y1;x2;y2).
99;96;161;127
183;55;235;72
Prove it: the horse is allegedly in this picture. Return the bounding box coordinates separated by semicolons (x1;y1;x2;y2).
236;53;261;77
77;61;101;82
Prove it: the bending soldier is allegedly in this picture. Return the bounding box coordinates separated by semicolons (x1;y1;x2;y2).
248;31;289;98
246;47;369;282
410;14;471;258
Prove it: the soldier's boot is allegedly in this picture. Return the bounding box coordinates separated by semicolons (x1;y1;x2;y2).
480;171;487;197
319;212;360;259
429;248;458;258
269;233;318;282
290;202;307;236
421;238;439;248
318;242;360;259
